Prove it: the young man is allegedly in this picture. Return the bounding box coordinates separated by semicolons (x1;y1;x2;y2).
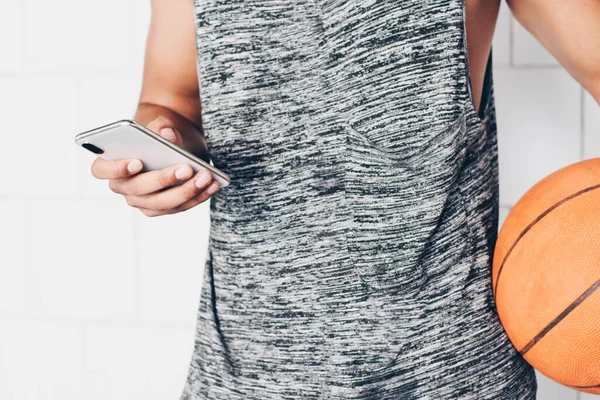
92;0;599;398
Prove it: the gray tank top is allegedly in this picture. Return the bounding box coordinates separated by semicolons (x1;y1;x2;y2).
182;1;537;398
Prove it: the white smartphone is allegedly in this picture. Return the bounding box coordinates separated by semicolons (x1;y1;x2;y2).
74;119;231;188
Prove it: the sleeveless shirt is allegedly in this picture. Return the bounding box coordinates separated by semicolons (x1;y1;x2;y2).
182;1;538;398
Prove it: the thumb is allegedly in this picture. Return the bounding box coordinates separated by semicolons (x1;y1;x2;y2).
146;116;184;147
158;127;182;146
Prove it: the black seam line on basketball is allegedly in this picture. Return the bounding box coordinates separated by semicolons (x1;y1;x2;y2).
493;183;600;301
518;277;600;356
568;383;600;389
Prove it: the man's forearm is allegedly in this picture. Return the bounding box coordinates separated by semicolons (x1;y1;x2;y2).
133;102;211;163
507;0;600;103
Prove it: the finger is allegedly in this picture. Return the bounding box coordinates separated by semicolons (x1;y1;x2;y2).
136;207;164;218
158;127;179;144
171;180;221;213
109;163;195;196
146;115;173;133
136;180;220;217
125;169;213;211
146;116;184;147
92;157;143;180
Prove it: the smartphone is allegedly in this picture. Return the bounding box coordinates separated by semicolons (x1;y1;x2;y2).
74;119;231;188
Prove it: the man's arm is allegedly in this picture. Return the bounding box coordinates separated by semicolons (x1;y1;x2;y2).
91;0;219;218
506;0;600;103
134;0;209;161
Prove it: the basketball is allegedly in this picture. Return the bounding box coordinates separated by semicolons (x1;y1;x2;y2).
493;158;600;394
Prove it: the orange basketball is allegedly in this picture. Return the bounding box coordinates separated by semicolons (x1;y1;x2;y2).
493;158;600;394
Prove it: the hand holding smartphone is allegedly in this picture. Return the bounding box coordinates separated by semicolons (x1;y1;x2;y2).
75;118;230;217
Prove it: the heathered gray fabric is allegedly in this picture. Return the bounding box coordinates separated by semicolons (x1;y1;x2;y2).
181;0;538;398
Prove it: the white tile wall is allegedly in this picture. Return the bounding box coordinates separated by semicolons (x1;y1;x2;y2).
85;324;193;400
494;68;582;206
536;371;579;400
0;0;21;71
498;205;510;230
0;201;28;314
0;78;79;197
0;0;598;398
30;200;136;318
138;205;209;323
133;0;152;78
581;391;600;400
26;0;131;72
79;77;142;131
0;321;84;400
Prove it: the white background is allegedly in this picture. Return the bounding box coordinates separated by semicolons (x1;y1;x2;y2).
0;1;598;399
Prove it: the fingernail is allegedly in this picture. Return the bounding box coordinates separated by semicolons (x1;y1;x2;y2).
195;171;212;189
175;165;192;180
160;128;176;141
127;159;142;173
206;181;220;195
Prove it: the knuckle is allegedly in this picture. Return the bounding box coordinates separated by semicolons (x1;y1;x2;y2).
162;207;177;216
123;195;135;207
170;193;205;215
196;192;210;206
149;209;164;217
171;202;189;215
188;194;207;210
148;199;169;212
157;171;174;188
186;196;206;212
127;183;143;197
108;180;120;193
189;197;204;209
156;202;172;212
184;182;202;200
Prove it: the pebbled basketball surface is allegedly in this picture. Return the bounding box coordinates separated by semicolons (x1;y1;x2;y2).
493;158;600;394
